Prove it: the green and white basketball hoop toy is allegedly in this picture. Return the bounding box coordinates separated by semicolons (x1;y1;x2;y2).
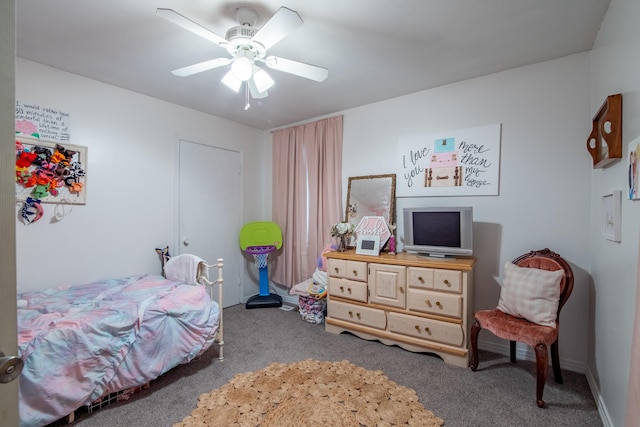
240;221;283;309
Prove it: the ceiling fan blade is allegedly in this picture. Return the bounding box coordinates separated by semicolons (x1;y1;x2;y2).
252;7;303;50
157;8;227;47
248;78;269;99
264;56;328;82
171;58;231;77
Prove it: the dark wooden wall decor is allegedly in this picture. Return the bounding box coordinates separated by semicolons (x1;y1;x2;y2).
587;94;622;169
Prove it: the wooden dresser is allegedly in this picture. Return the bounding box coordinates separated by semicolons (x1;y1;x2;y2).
324;250;475;367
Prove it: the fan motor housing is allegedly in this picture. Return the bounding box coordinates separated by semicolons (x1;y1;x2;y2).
225;26;265;59
225;25;257;41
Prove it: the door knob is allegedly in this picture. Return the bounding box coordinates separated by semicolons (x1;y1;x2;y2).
0;352;24;384
183;239;190;246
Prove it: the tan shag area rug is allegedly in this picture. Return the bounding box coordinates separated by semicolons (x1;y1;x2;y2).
173;359;444;427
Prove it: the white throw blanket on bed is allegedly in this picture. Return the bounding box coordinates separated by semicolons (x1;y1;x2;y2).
164;254;207;285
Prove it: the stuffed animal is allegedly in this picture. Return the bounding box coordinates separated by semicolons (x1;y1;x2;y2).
155;246;171;277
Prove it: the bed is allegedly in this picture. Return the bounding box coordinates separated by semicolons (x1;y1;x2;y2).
16;256;224;427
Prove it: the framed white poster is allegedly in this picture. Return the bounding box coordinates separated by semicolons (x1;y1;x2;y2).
396;123;501;197
602;190;621;242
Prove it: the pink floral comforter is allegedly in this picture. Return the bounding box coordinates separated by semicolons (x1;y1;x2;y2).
17;274;220;427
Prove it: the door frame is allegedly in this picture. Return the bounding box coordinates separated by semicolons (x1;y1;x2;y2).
1;0;20;424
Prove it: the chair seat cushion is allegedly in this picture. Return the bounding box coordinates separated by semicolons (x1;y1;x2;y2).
475;309;559;347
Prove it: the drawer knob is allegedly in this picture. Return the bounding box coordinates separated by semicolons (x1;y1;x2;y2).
340;286;344;292
399;287;404;294
424;327;431;333
356;313;361;319
418;276;424;283
348;288;352;294
425;300;431;307
348;311;353;317
415;325;420;331
444;279;450;286
335;268;339;273
353;270;358;276
436;301;442;308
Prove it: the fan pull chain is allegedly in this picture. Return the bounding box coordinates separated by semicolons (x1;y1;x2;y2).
244;81;250;110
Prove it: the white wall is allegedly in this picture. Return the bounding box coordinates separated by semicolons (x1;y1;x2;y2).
587;0;640;425
15;59;266;298
334;53;593;373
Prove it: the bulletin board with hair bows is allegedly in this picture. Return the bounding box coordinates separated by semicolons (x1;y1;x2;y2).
15;101;86;206
15;135;87;205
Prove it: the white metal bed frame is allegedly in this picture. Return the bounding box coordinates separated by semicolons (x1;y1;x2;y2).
198;257;225;360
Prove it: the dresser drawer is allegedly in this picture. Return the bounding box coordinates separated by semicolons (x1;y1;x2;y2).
328;300;386;330
329;277;368;302
406;289;462;318
328;259;367;282
407;267;434;289
434;270;462;293
407;267;462;293
388;312;463;347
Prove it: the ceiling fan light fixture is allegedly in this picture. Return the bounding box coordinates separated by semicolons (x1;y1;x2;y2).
252;66;275;93
230;57;253;81
221;70;242;92
160;6;328;107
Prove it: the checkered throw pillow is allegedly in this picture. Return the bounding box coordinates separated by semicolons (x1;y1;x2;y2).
497;262;563;328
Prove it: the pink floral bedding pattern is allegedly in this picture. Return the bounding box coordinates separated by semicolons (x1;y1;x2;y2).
17;274;219;427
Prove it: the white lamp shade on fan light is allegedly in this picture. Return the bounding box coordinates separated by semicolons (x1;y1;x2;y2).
222;60;275;94
230;57;253;81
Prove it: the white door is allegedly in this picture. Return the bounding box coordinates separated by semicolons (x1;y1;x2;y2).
1;1;20;424
178;138;242;308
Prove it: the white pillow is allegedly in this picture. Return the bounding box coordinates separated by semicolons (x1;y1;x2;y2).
497;262;563;328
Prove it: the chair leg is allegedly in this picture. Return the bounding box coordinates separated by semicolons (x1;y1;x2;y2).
510;341;516;363
534;343;549;408
550;341;563;384
469;319;481;371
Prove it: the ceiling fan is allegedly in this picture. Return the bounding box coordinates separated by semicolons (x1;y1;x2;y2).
157;6;328;104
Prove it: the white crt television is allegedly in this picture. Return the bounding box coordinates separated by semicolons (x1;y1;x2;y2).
402;206;473;257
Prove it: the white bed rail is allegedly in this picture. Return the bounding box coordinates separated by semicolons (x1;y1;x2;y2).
198;258;224;361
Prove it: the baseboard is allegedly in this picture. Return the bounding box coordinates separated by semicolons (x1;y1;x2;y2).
585;365;613;427
478;339;586;374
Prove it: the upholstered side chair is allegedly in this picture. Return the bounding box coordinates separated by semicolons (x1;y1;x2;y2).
469;248;574;408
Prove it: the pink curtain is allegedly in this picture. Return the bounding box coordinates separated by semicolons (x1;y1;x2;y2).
625;231;640;425
271;115;343;288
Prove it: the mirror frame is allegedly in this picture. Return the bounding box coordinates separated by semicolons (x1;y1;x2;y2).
345;174;397;227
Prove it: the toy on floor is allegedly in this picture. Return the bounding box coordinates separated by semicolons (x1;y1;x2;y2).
240;221;283;309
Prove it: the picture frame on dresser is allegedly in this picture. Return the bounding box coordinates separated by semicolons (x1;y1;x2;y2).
355;235;381;256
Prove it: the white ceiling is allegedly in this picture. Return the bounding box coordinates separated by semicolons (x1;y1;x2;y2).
16;0;610;130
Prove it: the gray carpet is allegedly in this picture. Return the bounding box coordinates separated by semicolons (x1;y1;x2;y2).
56;304;602;427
